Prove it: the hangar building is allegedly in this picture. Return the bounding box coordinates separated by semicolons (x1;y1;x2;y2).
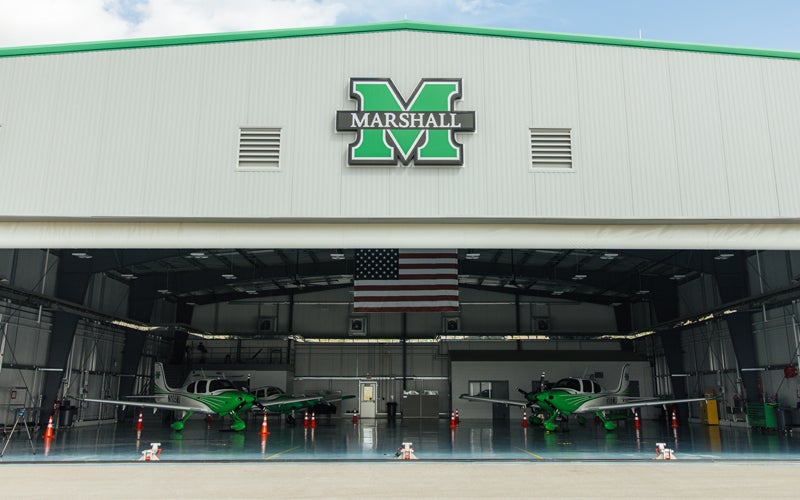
0;21;799;461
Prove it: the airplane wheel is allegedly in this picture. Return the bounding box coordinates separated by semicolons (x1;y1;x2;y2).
544;421;557;432
603;421;617;431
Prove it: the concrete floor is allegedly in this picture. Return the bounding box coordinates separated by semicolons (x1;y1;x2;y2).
2;416;799;498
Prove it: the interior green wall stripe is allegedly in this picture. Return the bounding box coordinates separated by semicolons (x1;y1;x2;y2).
1;20;799;60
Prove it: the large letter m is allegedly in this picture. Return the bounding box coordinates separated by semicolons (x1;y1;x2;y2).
337;78;475;166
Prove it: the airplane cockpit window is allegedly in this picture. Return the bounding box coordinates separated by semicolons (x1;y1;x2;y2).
266;387;285;397
592;381;602;393
186;382;196;393
196;380;208;393
555;378;582;392
209;380;237;392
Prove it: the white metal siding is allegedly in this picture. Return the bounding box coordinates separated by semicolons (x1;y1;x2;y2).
1;31;798;222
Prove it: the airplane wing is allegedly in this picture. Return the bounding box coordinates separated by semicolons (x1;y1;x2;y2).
320;394;356;403
81;397;207;413
574;397;711;413
259;395;324;409
459;394;531;408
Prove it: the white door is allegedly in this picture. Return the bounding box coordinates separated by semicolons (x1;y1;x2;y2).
359;381;378;418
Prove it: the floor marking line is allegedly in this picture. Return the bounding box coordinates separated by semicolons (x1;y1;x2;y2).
515;447;544;459
264;445;301;460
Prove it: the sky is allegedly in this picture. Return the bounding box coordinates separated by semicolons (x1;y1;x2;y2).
1;0;799;51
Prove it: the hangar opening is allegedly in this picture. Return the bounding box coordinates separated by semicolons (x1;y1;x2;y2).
1;246;799;460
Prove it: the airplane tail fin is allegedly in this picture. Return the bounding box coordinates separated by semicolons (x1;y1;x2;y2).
152;362;175;394
612;364;631;396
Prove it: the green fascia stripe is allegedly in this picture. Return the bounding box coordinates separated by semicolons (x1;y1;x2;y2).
1;20;799;60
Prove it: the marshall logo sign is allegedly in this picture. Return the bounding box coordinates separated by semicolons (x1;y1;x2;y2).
336;78;475;166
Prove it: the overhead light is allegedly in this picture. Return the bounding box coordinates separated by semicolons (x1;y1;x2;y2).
741;367;766;372
465;253;480;260
551;290;564;296
245;290;258;295
330;253;345;260
636;289;650;295
119;273;137;280
572;274;587;280
669;274;686;280
186;302;197;306
0;277;8;283
157;289;170;294
714;253;735;260
71;252;92;259
188;252;208;259
221;273;237;280
600;252;618;260
670;373;690;377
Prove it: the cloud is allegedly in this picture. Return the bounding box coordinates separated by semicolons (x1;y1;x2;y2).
0;0;345;46
0;0;546;47
0;0;132;46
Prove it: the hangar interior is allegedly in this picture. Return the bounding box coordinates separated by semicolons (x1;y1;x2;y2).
1;247;799;430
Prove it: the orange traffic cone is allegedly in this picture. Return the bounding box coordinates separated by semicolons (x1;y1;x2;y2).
449;410;456;428
303;411;309;428
135;410;144;430
259;412;270;435
352;410;358;424
522;410;528;428
455;409;460;425
670;408;678;428
43;415;55;439
311;412;317;428
634;409;641;429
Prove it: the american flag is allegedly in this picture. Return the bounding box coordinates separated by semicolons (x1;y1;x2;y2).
353;249;459;312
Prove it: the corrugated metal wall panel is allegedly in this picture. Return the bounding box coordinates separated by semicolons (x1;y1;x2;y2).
574;45;634;218
621;49;683;218
476;37;535;217
761;59;800;216
667;51;731;217
714;56;780;218
1;31;799;222
528;42;584;217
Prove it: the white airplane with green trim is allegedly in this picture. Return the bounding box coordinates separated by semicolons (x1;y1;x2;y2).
460;364;710;432
82;362;321;431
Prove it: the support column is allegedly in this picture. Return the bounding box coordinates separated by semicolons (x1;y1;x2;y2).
168;302;194;365
117;279;156;403
651;280;688;398
40;255;92;419
713;252;760;402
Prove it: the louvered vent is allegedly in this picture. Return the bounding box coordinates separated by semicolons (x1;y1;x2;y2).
530;128;572;168
238;128;281;169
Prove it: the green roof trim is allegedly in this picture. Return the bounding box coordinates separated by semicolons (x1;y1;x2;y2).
2;20;799;60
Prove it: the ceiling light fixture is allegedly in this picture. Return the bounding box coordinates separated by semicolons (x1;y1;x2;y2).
465;253;480;260
330;253;345;260
572;274;587;280
221;273;237;279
